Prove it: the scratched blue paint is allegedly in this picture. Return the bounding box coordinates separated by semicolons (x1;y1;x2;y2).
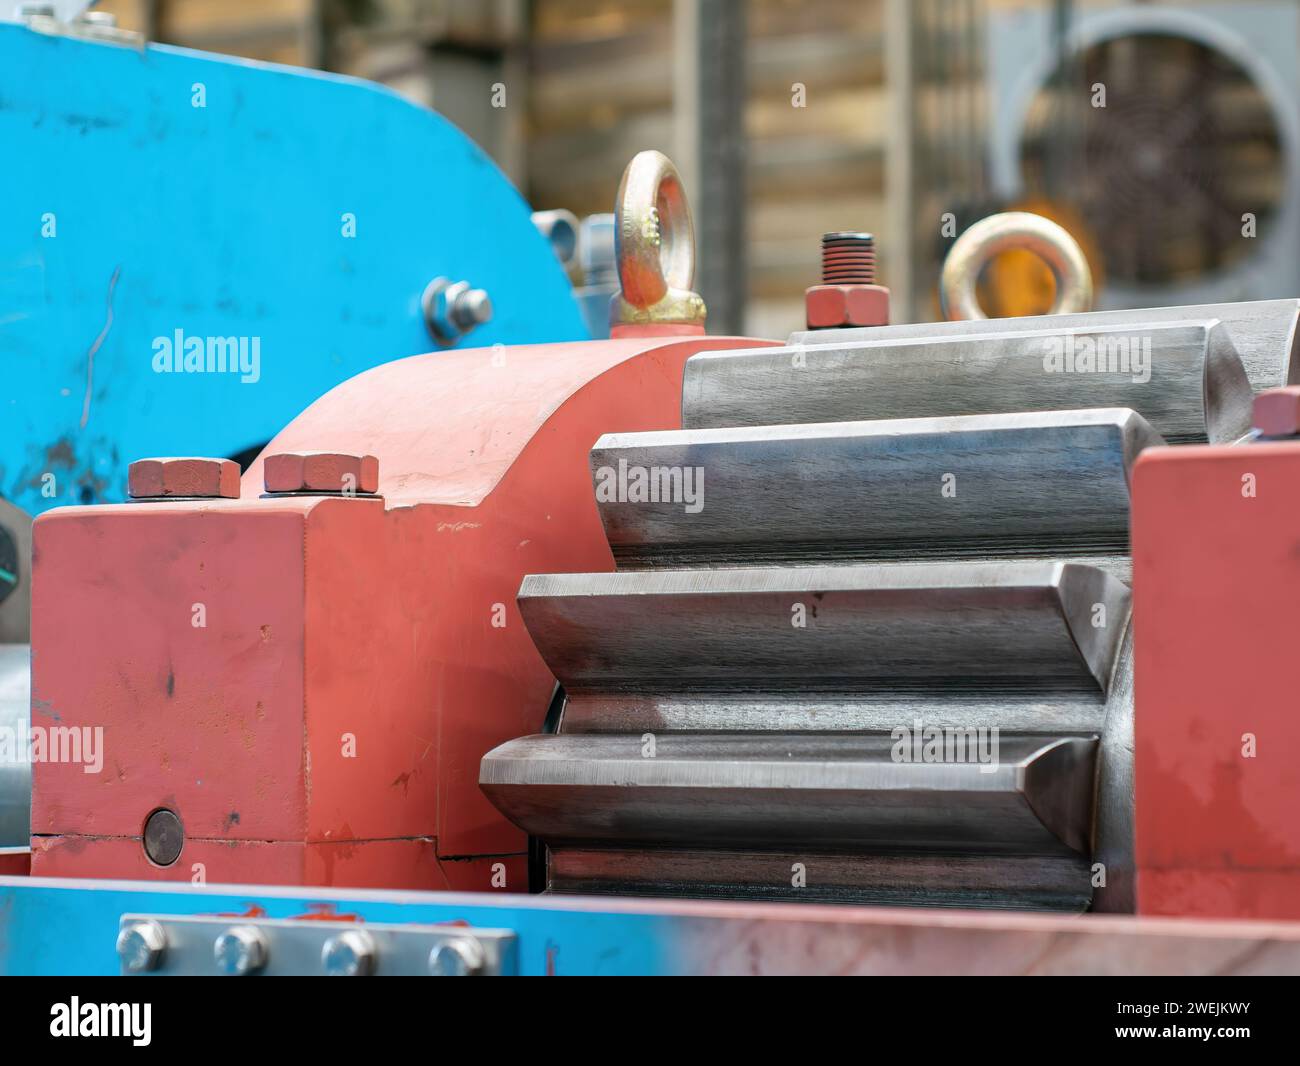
0;23;586;514
0;877;673;976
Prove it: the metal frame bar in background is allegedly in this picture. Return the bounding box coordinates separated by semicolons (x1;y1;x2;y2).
885;0;917;322
674;0;747;336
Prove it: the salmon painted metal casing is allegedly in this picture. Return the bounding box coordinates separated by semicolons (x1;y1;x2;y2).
1132;440;1300;919
30;336;770;890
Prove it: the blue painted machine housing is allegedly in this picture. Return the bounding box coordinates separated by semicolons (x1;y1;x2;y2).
0;876;672;976
0;21;587;514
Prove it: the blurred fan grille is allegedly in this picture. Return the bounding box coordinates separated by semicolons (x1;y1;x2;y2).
1020;33;1284;286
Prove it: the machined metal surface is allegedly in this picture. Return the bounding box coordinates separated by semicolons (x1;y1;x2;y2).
546;848;1092;911
493;560;1132;913
557;691;1110;738
682;319;1252;443
518;562;1130;695
116;914;516;976
467;301;1234;915
540;641;1135;915
782;298;1300;396
592;408;1158;569
0;644;31;847
1093;624;1135;914
474;300;1202;912
0;501;32;642
481;732;1098;855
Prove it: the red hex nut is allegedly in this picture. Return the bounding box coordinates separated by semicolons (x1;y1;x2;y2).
128;457;240;500
1253;386;1300;438
805;284;891;329
263;452;380;495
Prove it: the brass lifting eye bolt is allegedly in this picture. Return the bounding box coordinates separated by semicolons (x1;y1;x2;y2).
939;211;1093;321
610;150;707;334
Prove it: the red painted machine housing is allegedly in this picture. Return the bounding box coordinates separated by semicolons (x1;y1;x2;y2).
1132;439;1300;919
29;335;771;890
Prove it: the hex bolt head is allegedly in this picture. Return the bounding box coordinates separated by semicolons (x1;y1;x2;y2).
805;231;889;329
116;920;167;973
263;452;379;495
449;284;493;331
805;284;891;329
422;277;492;345
321;930;377;976
1252;386;1300;438
428;936;486;977
128;457;240;500
213;925;269;976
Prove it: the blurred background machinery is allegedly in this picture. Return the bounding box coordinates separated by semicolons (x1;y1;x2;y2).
13;0;1297;332
989;2;1300;309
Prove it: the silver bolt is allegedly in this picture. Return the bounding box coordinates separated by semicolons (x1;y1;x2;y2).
428;936;486;976
17;3;56;18
321;930;377;976
79;10;117;27
421;277;492;346
116;920;167;973
449;283;493;331
213;925;269;976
